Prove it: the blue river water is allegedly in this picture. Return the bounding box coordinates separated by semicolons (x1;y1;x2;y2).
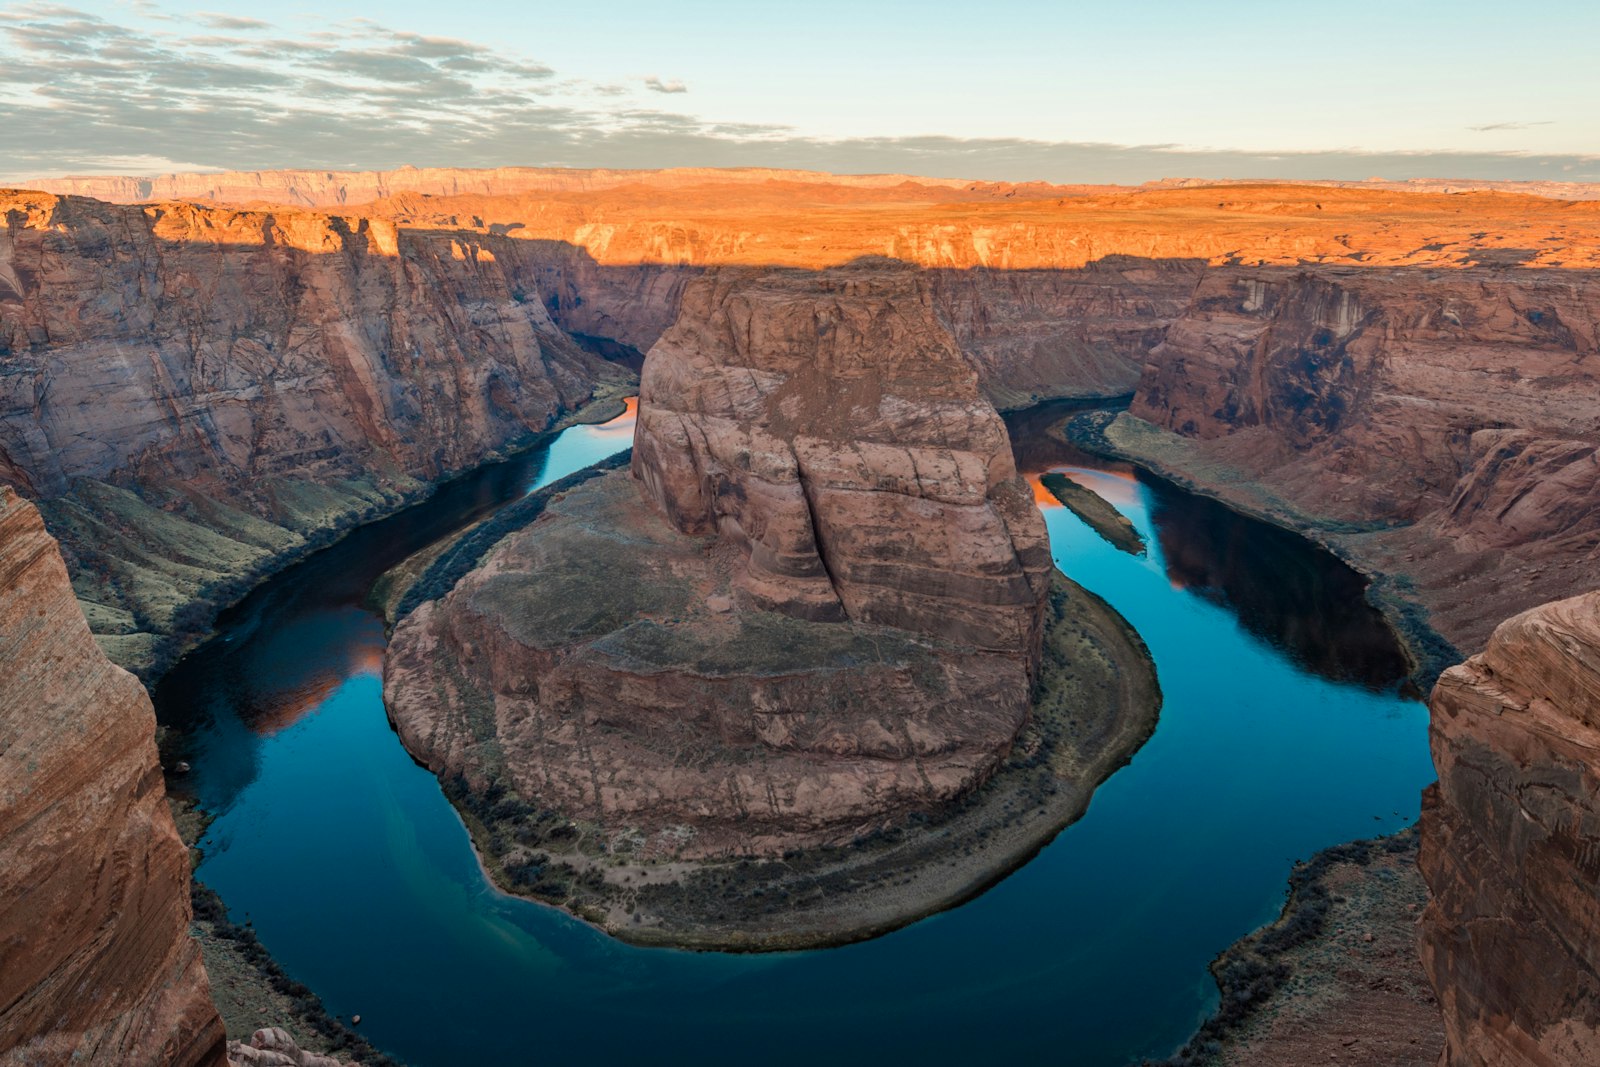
155;400;1435;1066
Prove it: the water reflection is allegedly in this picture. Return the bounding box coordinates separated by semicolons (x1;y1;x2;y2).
155;401;638;812
1007;400;1409;692
1142;477;1410;689
156;397;1433;1067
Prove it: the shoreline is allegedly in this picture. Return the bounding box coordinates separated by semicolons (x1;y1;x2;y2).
408;570;1162;952
1150;828;1443;1067
1060;409;1461;689
133;387;633;684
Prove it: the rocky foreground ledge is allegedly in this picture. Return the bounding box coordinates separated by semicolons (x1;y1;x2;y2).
1420;590;1600;1065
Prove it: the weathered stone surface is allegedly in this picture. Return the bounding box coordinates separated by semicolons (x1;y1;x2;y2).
1419;591;1600;1066
1117;263;1600;652
0;189;628;672
632;262;1052;656
0;487;226;1067
387;470;1036;858
226;1028;349;1067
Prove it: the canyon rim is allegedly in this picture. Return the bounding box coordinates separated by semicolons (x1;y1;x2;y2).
2;4;1599;1063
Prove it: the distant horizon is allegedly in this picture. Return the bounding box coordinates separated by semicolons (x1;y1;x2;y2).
3;0;1596;186
15;161;1600;191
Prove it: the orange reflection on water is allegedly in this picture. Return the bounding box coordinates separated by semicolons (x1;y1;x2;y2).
586;395;638;440
1027;465;1141;510
1027;472;1063;509
245;628;387;736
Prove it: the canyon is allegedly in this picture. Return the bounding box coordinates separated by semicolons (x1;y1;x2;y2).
1;166;1598;1063
383;261;1159;946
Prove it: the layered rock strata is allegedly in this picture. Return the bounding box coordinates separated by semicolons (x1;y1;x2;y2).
0;487;226;1066
1419;591;1600;1066
630;263;1053;652
0;189;628;673
380;264;1124;947
390;263;1051;852
1094;262;1600;654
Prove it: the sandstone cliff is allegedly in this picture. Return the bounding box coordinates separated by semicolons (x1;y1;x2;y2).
387;262;1053;862
1118;263;1600;652
1419;591;1600;1065
0;486;226;1066
632;263;1053;652
0;189;630;674
8;171;1599;673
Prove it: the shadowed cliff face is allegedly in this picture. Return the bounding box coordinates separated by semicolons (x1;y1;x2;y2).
7;174;1597;667
0;487;226;1066
1118;263;1600;652
1419;591;1600;1066
0;190;630;674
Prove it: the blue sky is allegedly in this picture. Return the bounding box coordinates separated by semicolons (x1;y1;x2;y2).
3;0;1596;182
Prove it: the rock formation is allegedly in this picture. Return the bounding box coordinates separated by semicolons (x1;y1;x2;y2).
0;189;630;674
387;262;1053;861
0;486;226;1066
1111;263;1600;652
8;172;1597;674
226;1028;348;1067
1419;591;1600;1066
631;263;1052;651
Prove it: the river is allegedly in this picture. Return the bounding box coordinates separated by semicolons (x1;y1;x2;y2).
154;399;1434;1066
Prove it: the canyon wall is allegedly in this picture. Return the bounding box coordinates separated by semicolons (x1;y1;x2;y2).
6;170;1598;668
631;262;1053;654
1120;264;1600;651
0;486;226;1066
1419;591;1600;1065
388;261;1054;860
0;189;629;674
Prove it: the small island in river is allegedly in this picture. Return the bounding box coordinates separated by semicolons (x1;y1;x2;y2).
382;264;1162;948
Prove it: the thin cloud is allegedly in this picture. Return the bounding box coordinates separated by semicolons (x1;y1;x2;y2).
1469;120;1554;132
642;75;687;94
194;13;269;31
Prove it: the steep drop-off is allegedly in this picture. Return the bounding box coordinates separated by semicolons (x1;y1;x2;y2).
0;487;226;1066
1419;591;1600;1066
0;189;630;674
390;263;1051;853
382;263;1162;947
1097;262;1600;655
9;174;1597;677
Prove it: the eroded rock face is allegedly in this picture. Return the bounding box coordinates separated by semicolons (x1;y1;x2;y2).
1419;591;1600;1065
387;262;1052;859
1122;265;1600;650
632;263;1052;657
227;1028;348;1067
0;190;626;672
386;471;1036;858
0;487;226;1066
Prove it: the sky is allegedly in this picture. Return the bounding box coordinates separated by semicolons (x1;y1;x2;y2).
3;0;1597;183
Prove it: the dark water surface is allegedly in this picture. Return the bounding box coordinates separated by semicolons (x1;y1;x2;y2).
156;400;1433;1066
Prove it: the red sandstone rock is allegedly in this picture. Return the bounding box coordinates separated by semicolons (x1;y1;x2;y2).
1123;265;1600;651
632;263;1052;654
1419;591;1600;1066
0;189;628;672
0;487;226;1066
387;262;1052;859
